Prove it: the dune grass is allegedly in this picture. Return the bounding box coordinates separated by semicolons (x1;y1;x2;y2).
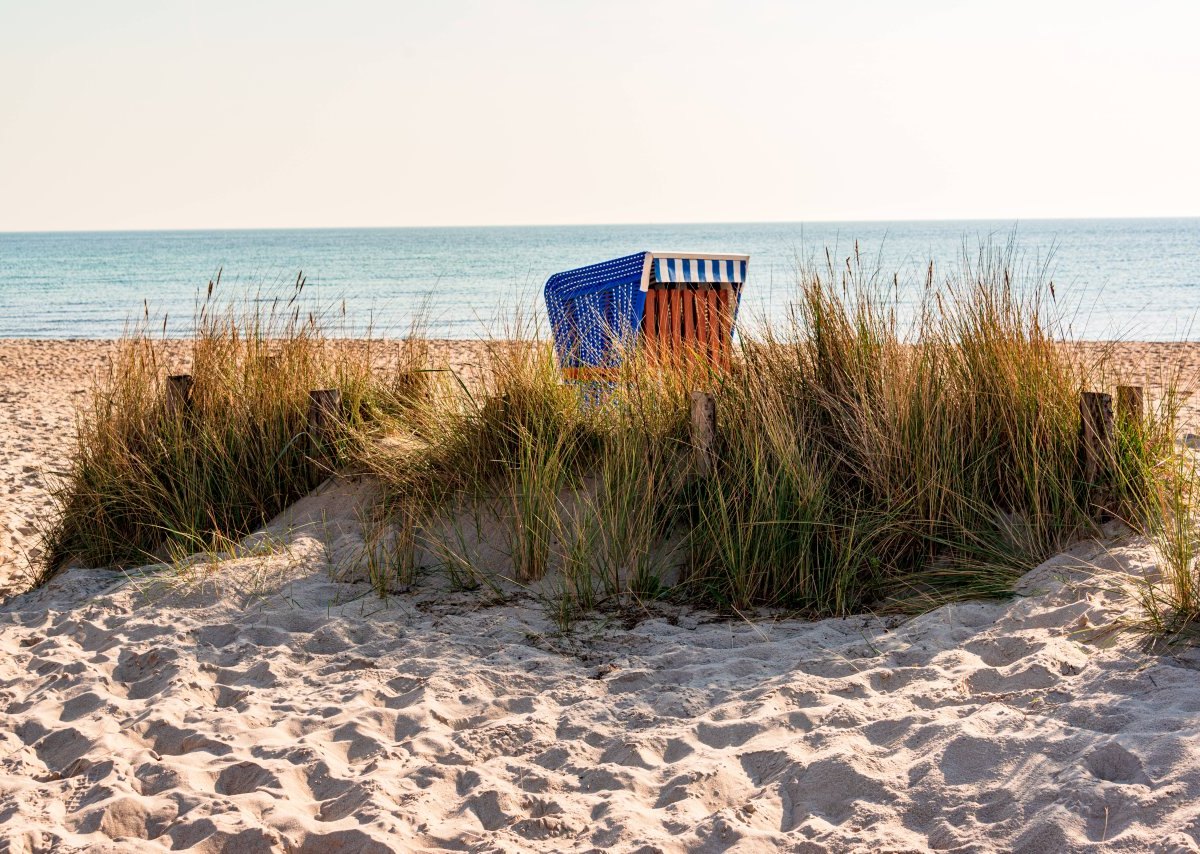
1128;450;1200;641
360;243;1176;618
39;280;411;581
40;246;1187;629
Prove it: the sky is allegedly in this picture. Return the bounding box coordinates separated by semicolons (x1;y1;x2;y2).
1;0;1198;231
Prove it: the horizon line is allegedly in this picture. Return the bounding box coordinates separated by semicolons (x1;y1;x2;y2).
2;213;1199;237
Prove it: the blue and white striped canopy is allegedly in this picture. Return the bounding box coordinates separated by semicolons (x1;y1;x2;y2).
544;251;749;372
654;256;747;286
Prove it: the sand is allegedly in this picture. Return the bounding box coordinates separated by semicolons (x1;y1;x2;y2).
3;340;1200;852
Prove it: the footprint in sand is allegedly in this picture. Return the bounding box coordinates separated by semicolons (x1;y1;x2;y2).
1086;742;1151;785
214;760;281;796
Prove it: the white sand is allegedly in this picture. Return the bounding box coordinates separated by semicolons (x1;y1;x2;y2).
3;341;1200;852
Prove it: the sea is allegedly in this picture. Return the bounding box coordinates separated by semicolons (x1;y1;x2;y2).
0;218;1197;340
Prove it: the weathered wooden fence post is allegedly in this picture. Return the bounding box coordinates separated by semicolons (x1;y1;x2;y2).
398;370;427;403
690;391;718;476
1117;385;1144;428
307;389;343;452
1079;390;1115;514
165;374;194;418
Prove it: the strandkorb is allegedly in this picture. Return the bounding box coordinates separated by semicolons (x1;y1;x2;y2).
544;251;749;382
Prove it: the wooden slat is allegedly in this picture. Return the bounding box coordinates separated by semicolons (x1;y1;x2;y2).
715;288;730;370
694;289;710;368
670;289;683;362
726;286;739;369
707;289;720;367
643;288;657;363
683;288;695;362
652;290;662;359
656;289;669;360
709;289;721;366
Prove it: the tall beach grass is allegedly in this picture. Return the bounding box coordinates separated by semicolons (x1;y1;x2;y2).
40;279;411;580
41;246;1186;628
361;244;1174;616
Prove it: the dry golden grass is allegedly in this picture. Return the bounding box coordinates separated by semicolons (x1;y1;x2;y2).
41;248;1188;630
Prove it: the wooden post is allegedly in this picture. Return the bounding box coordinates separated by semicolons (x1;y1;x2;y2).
1079;391;1114;513
165;374;193;417
308;389;343;449
690;391;718;476
1117;385;1144;427
395;370;420;402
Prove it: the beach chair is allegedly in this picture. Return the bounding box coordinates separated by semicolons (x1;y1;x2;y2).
544;252;749;387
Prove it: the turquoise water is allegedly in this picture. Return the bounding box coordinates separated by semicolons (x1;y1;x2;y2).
0;219;1198;339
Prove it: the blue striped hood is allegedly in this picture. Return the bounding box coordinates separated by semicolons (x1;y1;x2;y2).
653;255;748;285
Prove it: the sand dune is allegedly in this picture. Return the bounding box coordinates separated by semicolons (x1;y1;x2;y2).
3;340;1200;852
4;505;1200;851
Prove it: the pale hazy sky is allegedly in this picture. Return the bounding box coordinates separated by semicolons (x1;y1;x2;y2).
1;1;1197;231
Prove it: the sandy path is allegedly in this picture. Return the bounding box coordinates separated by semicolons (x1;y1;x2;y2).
4;496;1200;851
2;340;1200;852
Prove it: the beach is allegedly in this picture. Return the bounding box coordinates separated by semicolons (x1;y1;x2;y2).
3;339;1200;851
